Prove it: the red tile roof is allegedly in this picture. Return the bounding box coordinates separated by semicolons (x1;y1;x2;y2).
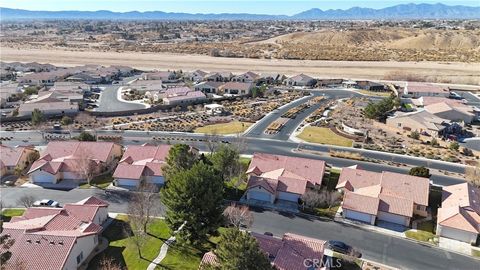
200;232;325;270
246;153;325;196
113;144;172;180
337;168;430;218
438;183;480;233
0;145;32;167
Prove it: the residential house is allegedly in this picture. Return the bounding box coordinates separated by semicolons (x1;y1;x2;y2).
437;183;480;244
244;153;326;204
184;69;208;82
17;101;79;117
336;168;430;227
316;79;343;88
356;81;385;91
19;70;71;86
161;87;207;106
423;99;477;123
205;72;232;82
194;81;224;95
0;145;37;177
231;71;260;83
285;74;316;87
28;141;122;184
200;232;326;270
142;71;176;82
257;73;285;85
113;144;172;188
219;82;253;96
404;82;447;97
0;196;108;270
0;82;22;108
386;110;455;137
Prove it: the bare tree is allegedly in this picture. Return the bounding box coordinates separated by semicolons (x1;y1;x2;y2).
17;195;36;208
74;148;97;186
301;190;325;210
325;190;342;210
204;131;221;154
465;163;480;188
99;255;123;270
223;203;254;228
127;183;159;234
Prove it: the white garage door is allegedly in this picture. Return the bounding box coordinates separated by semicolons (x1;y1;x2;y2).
440;226;477;243
344;209;373;223
377;211;407;226
248;190;271;202
31;171;56;183
278;192;300;202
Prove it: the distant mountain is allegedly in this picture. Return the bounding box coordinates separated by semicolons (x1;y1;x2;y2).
1;3;479;20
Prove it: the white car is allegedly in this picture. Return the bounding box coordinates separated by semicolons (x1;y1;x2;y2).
33;199;60;208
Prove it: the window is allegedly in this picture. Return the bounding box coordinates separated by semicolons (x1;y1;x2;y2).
76;252;84;264
416;205;423;210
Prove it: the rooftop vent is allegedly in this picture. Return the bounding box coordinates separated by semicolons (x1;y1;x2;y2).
26;239;32;243
35;240;41;244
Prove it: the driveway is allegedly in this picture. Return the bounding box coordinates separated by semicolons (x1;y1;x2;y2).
95;85;146;112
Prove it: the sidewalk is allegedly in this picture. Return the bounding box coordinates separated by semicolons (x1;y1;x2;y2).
146;222;186;270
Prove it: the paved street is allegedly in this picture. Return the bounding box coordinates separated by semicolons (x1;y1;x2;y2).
96;84;146;112
1;187;478;270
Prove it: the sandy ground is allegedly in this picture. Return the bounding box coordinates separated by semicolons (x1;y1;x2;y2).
1;47;479;81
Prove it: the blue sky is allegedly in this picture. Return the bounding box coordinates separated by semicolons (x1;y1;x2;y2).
1;1;479;15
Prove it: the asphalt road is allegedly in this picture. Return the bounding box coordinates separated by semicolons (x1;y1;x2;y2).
1;187;478;270
96;84;146;112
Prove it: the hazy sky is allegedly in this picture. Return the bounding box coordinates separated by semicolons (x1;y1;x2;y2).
1;1;479;15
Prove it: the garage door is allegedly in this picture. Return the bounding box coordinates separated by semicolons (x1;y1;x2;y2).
344;209;373;224
248;190;271;202
31;171;56;183
377;211;407;226
278;192;300;202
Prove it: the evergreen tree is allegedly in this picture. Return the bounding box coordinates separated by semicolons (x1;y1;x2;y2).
212;228;272;270
210;144;240;181
161;161;224;245
31;108;44;125
163;144;197;179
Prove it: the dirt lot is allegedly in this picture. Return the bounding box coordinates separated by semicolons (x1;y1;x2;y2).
2;47;479;83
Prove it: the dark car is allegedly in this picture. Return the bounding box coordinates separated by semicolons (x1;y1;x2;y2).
326;240;362;258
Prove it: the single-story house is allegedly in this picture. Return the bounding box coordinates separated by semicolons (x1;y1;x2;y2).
161;87;207;106
0;196;108;270
437;183;480;244
386;110;453;137
205;72;233;82
184;69;208;82
66;72;104;84
257;73;285;85
244;153;326;204
356;81;385;91
0;145;37;177
194;81;224;95
218;82;253;96
18;70;71;86
285;74;316;87
17;101;79;117
28;141;122;184
113;144;172;188
336;168;430;227
143;71;176;81
403;82;448;97
424;101;476;123
231;71;260;83
201;232;326;270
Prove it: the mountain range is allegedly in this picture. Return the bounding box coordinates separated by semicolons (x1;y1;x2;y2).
1;3;479;20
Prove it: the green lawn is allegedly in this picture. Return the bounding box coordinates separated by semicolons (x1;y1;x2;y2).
1;208;25;222
472;249;480;258
405;229;436;243
298;127;353;147
303;205;339;219
194;121;252;135
325;168;341;191
224;178;247;201
89;215;171;270
79;174;114;189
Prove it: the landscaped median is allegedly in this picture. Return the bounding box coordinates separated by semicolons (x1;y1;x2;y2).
194;121;252;135
297;126;353;147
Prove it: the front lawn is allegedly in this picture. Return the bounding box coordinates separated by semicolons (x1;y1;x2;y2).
1;208;25;222
194;121;252;135
303;206;340;219
159;227;226;270
79;174;114;189
298;127;353;147
89;215;171;269
405;229;436;243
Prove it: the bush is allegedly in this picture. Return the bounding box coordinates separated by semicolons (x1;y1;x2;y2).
449;141;460;151
410;130;420;140
409;166;430;178
61;116;73;125
78;131;96;141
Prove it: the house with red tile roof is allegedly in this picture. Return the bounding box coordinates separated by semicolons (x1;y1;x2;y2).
200;232;327;270
0;196;108;270
336;168;430;227
27;141;122;184
113;144;174;189
244;153;326;204
0;145;37;177
436;183;480;244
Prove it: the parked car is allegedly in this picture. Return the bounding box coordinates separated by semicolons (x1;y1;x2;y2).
33;199;60;208
326;240;362;258
264;232;274;236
